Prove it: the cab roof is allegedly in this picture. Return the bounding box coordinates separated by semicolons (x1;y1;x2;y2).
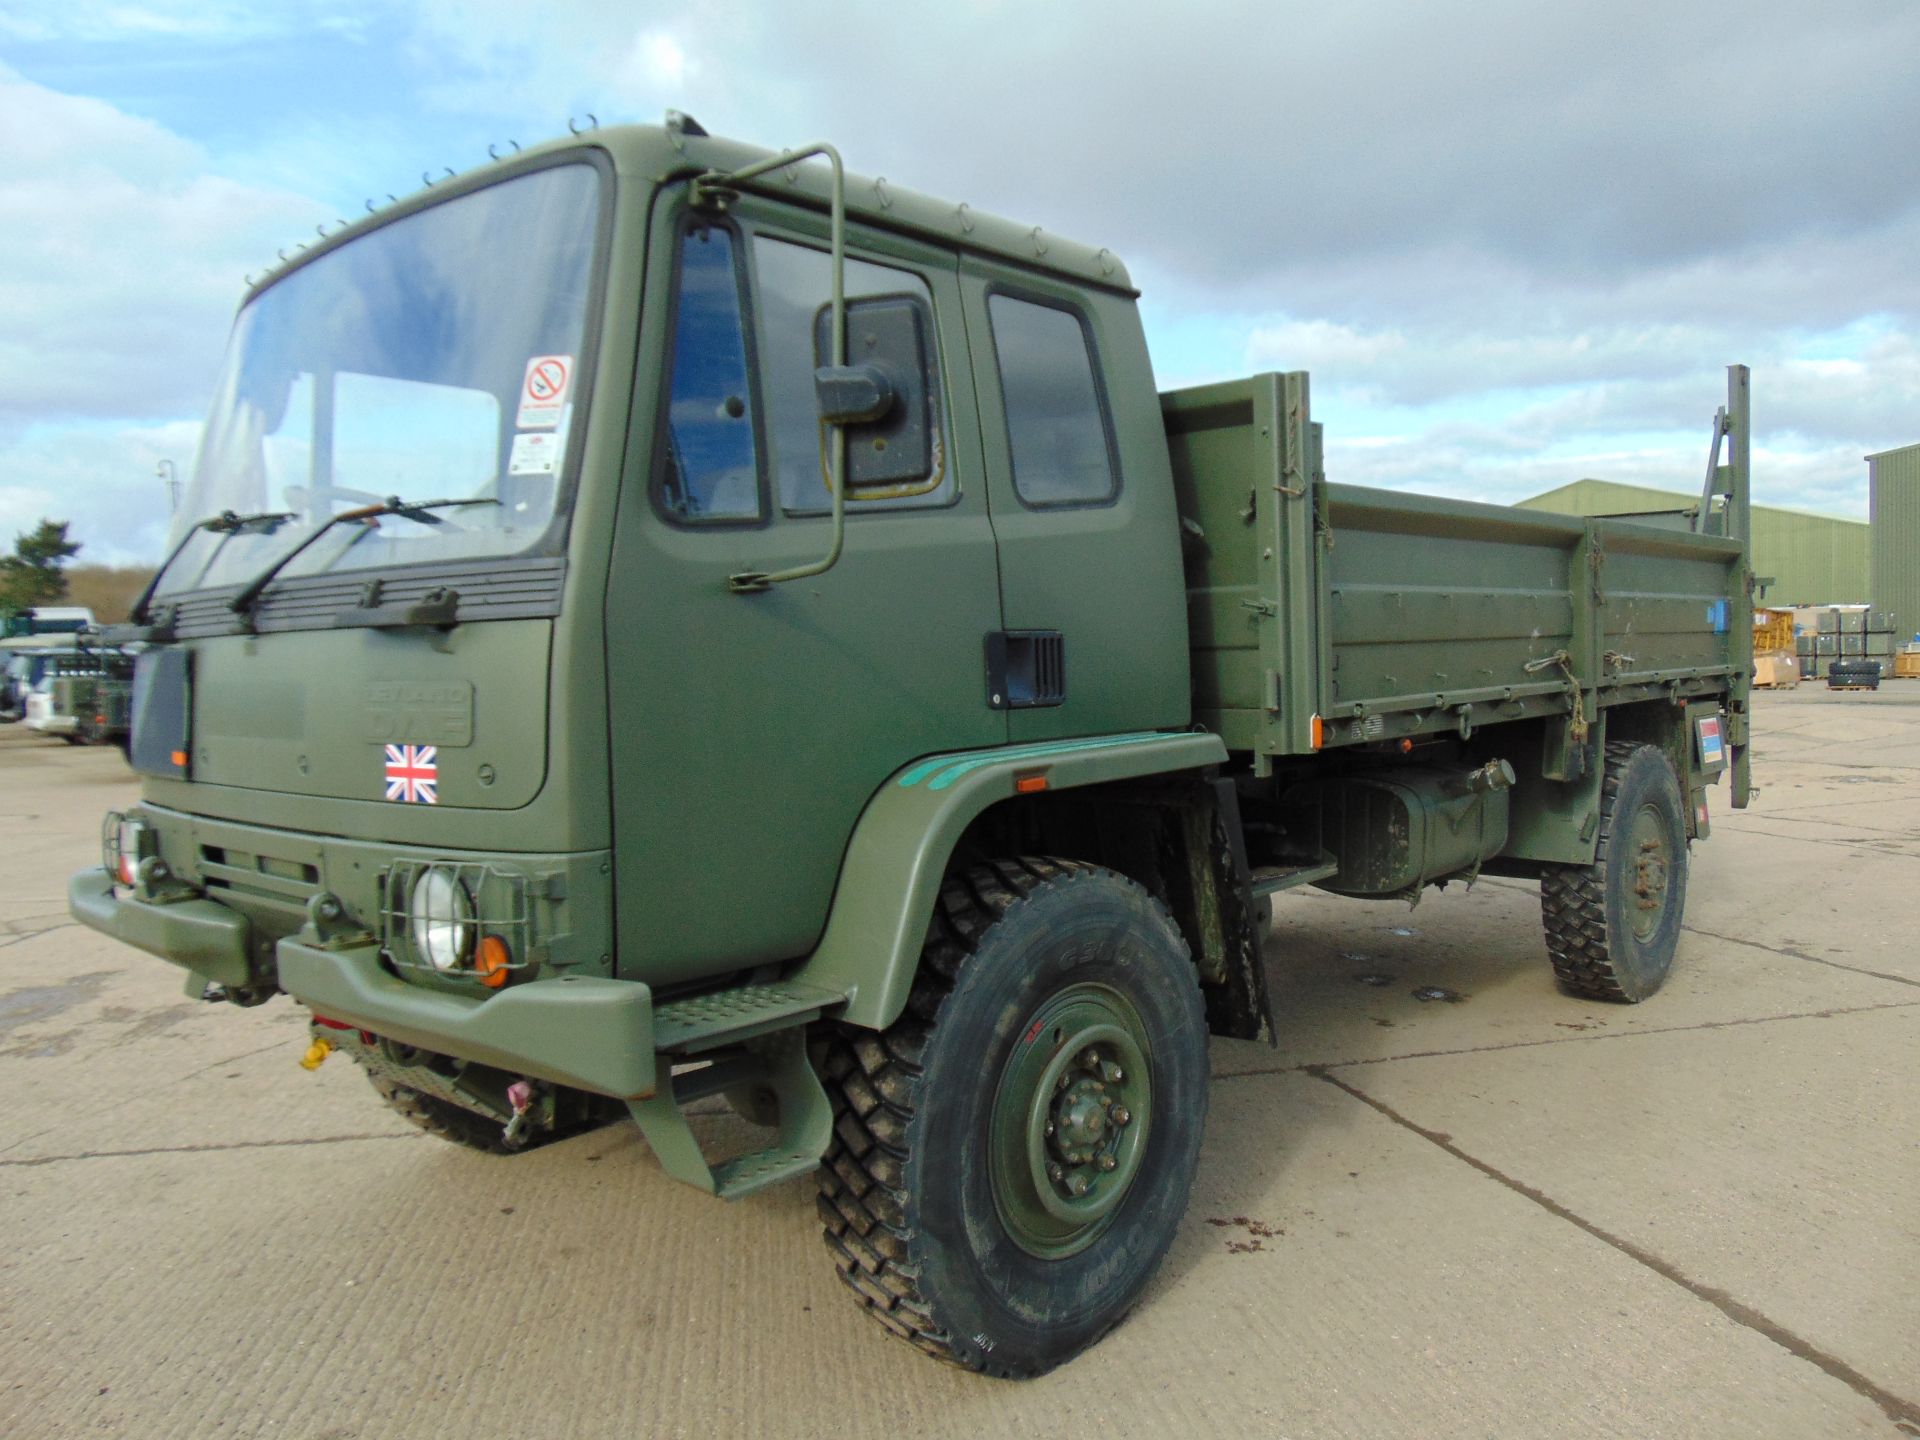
246;117;1136;300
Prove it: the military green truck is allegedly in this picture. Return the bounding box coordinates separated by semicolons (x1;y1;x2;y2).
22;638;135;748
71;116;1751;1377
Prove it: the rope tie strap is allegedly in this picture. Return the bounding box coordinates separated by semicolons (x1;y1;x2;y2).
1524;650;1589;744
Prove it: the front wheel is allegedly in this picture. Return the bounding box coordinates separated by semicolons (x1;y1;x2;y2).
1540;741;1689;1002
817;858;1209;1377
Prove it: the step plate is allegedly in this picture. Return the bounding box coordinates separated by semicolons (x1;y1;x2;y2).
653;981;843;1054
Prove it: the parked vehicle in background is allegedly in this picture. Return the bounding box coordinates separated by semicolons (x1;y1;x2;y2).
69;118;1752;1376
1;605;96;640
3;608;101;723
22;639;135;748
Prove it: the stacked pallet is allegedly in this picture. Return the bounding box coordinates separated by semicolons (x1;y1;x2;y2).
1752;607;1799;688
1793;606;1899;682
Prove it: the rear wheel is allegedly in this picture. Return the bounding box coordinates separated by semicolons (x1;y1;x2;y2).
817;858;1208;1377
1540;741;1689;1002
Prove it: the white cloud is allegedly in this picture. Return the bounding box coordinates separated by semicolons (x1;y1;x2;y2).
0;419;197;566
3;1;1917;563
0;67;327;431
0;67;328;562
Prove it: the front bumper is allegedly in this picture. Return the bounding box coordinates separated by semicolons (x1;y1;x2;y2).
68;868;255;988
276;937;656;1099
70;866;656;1100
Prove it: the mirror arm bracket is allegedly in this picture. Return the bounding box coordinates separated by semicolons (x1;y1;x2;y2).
695;142;851;596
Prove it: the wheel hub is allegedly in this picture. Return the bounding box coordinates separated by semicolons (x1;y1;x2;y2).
989;988;1152;1258
1628;802;1672;940
1045;1052;1134;1180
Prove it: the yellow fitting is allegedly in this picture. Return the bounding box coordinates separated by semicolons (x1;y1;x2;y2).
299;1037;334;1072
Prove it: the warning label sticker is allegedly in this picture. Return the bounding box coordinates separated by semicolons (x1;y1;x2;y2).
517;354;573;429
509;430;561;476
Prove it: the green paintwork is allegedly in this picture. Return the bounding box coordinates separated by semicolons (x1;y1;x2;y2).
66;119;1751;1210
68;869;254;988
956;261;1190;745
1625;802;1672;941
81;801;615;993
989;985;1150;1258
1170;372;1746;762
185;621;552;809
898;731;1176;790
794;730;1225;1030
276;936;656;1098
1868;442;1920;647
1288;767;1512;897
625;1030;831;1198
1519;478;1869;611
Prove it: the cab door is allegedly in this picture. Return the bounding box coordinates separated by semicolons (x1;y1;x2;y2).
605;189;1005;985
957;262;1189;743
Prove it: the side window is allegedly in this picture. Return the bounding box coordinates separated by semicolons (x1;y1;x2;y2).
659;224;760;522
751;236;951;513
988;294;1118;508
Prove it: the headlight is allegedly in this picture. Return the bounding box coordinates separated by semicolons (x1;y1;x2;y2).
106;814;147;887
408;867;474;972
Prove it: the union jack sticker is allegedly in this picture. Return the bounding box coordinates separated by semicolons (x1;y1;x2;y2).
384;744;438;804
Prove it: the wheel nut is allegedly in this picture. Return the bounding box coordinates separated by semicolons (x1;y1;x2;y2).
1080;1048;1100;1071
1110;1106;1131;1127
1044;1122;1055;1138
1067;1173;1091;1197
1097;1154;1118;1172
1047;1162;1064;1183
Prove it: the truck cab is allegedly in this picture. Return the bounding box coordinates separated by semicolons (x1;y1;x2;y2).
82;118;1190;987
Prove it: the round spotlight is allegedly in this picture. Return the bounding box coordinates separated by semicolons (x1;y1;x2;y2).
408;868;474;972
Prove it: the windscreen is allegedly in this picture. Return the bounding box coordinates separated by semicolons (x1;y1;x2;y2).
157;162;602;600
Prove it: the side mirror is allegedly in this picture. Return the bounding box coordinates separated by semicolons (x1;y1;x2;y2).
812;295;935;490
814;363;896;425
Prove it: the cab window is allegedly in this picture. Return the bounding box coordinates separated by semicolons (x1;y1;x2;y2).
750;236;951;513
988;294;1119;508
659;224;761;522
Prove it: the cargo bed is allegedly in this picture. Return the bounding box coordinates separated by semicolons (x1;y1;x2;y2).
1165;370;1751;785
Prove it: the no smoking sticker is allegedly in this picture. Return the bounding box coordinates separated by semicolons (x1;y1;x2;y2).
517;354;573;429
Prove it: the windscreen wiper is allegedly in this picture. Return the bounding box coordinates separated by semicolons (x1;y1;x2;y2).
227;496;498;621
118;509;297;639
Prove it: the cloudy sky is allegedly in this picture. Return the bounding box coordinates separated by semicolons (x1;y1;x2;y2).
3;0;1917;565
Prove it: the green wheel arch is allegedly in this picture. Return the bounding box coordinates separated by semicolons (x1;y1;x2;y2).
791;730;1227;1030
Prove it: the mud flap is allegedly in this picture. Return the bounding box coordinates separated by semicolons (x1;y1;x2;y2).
1163;779;1274;1046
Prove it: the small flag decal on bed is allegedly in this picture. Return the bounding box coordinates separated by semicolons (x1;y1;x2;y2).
384;744;438;804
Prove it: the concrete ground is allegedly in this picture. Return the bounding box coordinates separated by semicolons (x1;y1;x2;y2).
1;687;1916;1439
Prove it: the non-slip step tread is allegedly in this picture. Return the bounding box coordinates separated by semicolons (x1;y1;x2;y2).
653;980;843;1050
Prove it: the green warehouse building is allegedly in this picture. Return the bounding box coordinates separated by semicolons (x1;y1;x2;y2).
1868;443;1920;646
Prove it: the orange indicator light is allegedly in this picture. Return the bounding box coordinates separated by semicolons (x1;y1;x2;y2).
170;750;188;768
1014;772;1049;794
1309;715;1324;750
476;935;512;989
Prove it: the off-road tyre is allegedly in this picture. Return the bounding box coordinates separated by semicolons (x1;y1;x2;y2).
367;1074;612;1155
816;857;1209;1377
1540;741;1689;1002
